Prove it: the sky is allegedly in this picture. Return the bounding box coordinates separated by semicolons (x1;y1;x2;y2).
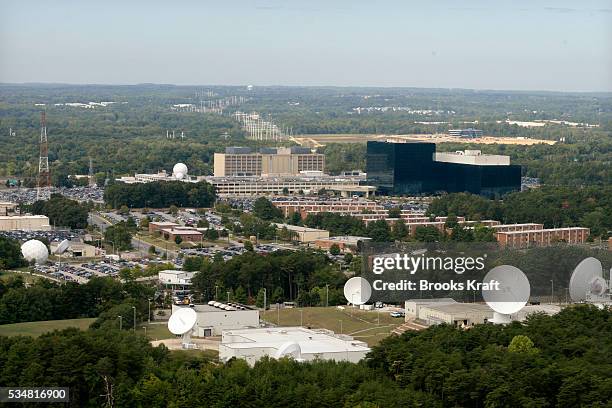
0;0;611;92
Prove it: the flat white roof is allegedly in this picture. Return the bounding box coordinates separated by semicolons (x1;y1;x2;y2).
0;215;49;220
222;327;370;354
274;223;328;233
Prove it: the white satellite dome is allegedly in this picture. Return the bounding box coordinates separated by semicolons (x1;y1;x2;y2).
173;163;188;180
21;239;49;265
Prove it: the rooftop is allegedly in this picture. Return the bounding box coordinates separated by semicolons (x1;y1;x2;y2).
222;327;371;354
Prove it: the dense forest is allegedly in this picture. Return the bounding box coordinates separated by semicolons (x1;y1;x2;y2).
189;250;348;305
29;194;91;229
104;181;216;209
0;274;153;326
427;186;612;238
0;306;609;407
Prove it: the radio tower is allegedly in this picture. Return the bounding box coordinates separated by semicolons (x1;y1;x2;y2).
37;112;51;201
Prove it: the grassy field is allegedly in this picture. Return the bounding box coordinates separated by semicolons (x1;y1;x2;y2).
0;270;43;284
0;318;96;337
136;321;173;340
263;307;402;346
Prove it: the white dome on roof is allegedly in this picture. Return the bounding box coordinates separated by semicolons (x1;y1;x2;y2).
21;240;49;265
173;163;188;179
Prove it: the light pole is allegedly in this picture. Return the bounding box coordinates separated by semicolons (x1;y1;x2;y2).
325;284;329;308
263;288;267;318
550;279;554;304
118;315;122;331
148;299;152;324
215;285;218;300
132;306;136;332
227;291;230;303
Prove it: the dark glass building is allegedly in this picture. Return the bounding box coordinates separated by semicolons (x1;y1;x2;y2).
366;141;521;197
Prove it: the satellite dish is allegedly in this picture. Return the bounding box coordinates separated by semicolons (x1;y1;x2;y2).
168;307;197;349
274;342;302;360
54;239;69;255
482;265;530;324
168;307;197;335
569;257;606;302
343;277;372;306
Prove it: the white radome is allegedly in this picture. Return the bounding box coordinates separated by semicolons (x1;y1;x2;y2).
21;239;49;264
173;163;188;179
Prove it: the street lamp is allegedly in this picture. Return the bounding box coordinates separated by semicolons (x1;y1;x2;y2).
117;315;123;331
325;284;329;308
263;288;267;318
227;291;230;303
550;279;554;304
132;306;136;332
215;285;218;300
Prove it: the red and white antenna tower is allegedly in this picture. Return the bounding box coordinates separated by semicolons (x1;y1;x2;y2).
37;111;51;201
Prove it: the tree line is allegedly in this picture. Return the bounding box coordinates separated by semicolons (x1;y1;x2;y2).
0;305;609;407
428;186;612;238
104;180;216;209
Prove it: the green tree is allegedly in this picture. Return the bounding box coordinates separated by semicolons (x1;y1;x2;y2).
252;197;283;221
388;207;402;218
329;243;341;256
243;240;254;251
508;335;539;355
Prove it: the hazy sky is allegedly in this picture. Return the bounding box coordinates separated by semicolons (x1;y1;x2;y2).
1;0;611;91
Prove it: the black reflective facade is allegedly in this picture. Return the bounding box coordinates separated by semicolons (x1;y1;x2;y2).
366;141;521;197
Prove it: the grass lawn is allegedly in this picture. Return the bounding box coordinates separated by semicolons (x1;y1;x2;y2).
0;318;96;337
263;307;401;346
0;270;43;285
135;322;174;340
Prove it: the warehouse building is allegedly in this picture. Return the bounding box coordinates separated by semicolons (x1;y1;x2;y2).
418;303;494;327
274;223;330;242
314;236;372;252
159;270;195;288
0;215;51;231
172;303;260;337
219;327;370;366
149;221;180;233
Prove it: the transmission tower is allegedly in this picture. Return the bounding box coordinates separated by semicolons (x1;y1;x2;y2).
37;112;51;201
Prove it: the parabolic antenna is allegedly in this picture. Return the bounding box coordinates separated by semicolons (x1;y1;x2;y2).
274;342;302;360
343;277;372;306
21;239;49;265
569;257;604;302
54;239;70;255
482;265;530;319
168;307;197;335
